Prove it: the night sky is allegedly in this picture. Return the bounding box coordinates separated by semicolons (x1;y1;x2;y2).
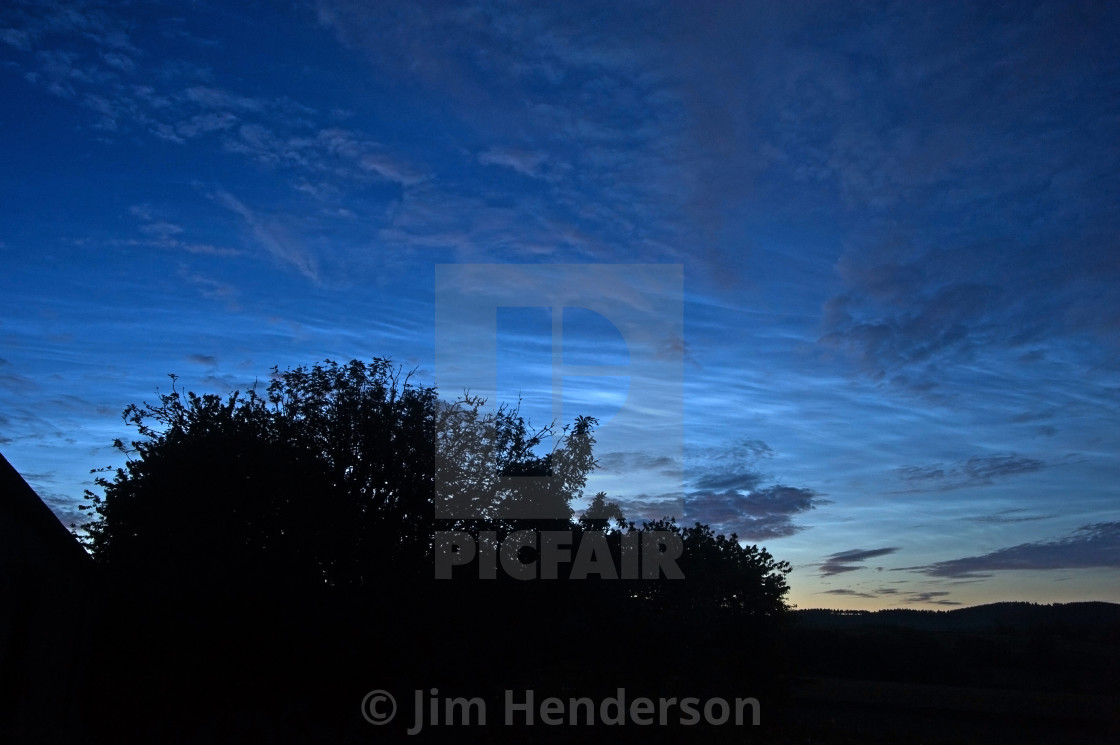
2;0;1118;609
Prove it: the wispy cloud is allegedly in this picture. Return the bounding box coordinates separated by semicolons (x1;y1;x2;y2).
226;126;424;187
822;588;876;599
213;191;319;282
176;265;239;307
0;368;39;395
124;204;241;259
820;547;900;577
691;471;765;493
685;484;824;540
2;0;422;235
184;85;263;112
478;147;548;178
917;522;1120;579
819;584;961;606
595;450;678;475
313;0;695;267
892;454;1045;493
967;508;1058;525
676;436;822;540
903;591;960;606
0;26;32;51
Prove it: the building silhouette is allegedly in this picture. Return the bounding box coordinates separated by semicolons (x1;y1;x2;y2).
1;452;93;744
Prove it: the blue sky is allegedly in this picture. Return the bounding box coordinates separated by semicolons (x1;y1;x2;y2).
2;0;1118;609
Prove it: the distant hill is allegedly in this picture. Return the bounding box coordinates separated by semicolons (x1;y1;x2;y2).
793;601;1120;633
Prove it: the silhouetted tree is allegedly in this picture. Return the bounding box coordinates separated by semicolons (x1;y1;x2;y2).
77;358;793;743
81;360;597;583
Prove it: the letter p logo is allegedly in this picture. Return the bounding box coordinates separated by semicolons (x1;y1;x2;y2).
434;264;683;521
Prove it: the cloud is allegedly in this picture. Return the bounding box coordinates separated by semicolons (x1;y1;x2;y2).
903;591;960;606
820;547;900;577
39;490;88;529
658;332;700;368
897;464;945;482
918;522;1120;579
788;5;1120;392
968;508;1057;525
961;455;1044;482
214;191;319;282
677;438;820;540
691;470;764;493
126;204;242;259
0;27;32;51
2;1;422;232
892;453;1044;492
176;265;239;306
820;280;1007;386
181;243;241;257
685;484;824;540
215;124;425;199
693;438;774;465
822;588;876;599
184;85;264;112
595;450;678;475
479;147;548;178
139;219;183;240
1010;407;1058;424
187;354;217;367
154;112;239;142
312;0;698;266
816;584;959;604
0;369;38;394
100;50;134;72
3;1;136;53
313;128;424;185
610;491;687;522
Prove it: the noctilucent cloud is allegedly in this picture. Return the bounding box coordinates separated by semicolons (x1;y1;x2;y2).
2;1;1118;609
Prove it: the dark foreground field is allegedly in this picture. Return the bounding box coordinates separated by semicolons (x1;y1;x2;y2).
773;676;1117;744
6;596;1120;743
767;602;1120;744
